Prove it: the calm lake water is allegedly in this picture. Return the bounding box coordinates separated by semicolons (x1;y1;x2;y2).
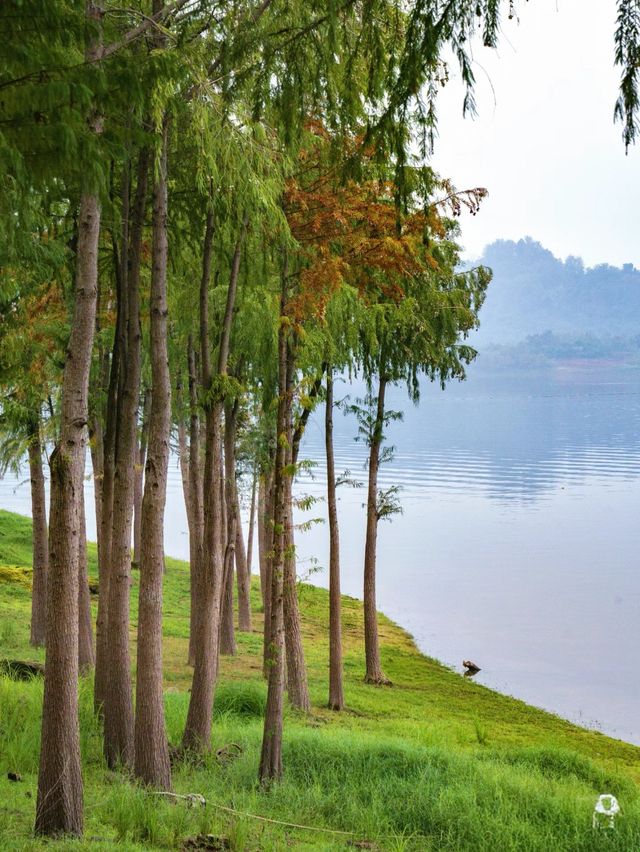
1;365;639;745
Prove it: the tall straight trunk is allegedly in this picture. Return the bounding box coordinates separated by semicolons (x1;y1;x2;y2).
133;388;151;568
187;336;204;666
177;399;192;521
186;211;213;669
28;420;48;648
134;119;171;789
257;473;269;608
94;186;126;717
325;368;344;710
363;376;389;685
183;215;247;751
261;472;275;677
35;186;100;836
258;285;289;785
104;148;149;768
89;413;104;572
235;492;252;630
219;438;235;656
78;480;95;673
282;351;313;711
225;400;251;632
282;475;310;709
246;465;257;580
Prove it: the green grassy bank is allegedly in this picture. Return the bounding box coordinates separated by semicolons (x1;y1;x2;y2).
0;508;638;850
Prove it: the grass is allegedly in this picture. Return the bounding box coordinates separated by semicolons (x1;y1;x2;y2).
0;508;639;850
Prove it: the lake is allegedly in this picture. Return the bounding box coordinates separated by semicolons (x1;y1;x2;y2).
1;365;638;744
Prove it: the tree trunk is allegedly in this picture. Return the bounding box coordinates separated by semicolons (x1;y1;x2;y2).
104;148;148;768
282;348;310;712
325;368;344;710
226;400;251;632
246;464;257;580
78;480;95;673
134;120;171;789
363;376;389;685
28;421;48;648
177;408;191;523
235;491;252;630
257;473;269;609
35;186;100;837
94;184;126;717
133;388;150;569
258;285;289;785
182;215;247;752
219;435;236;655
187;336;204;666
261;471;275;677
282;474;310;710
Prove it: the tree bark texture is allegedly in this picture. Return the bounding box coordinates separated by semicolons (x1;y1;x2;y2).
258;294;289;785
363;376;389;685
325;368;344;710
245;465;257;580
93;180;126;715
133;388;151;568
104;148;148;768
234;491;252;630
187;337;203;666
225;399;251;632
35;188;100;837
182;215;246;751
134;122;171;789
28;422;48;648
261;471;275;677
78;482;95;673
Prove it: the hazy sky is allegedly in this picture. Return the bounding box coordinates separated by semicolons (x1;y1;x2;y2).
433;0;640;268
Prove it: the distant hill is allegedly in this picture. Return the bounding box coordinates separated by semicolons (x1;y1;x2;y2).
471;238;640;345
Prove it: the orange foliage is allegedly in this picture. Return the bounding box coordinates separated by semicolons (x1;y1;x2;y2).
283;131;450;325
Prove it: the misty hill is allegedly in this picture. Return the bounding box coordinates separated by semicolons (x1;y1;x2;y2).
472;238;640;345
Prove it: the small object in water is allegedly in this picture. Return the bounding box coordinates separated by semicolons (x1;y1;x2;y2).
7;772;22;782
462;660;481;675
593;794;620;830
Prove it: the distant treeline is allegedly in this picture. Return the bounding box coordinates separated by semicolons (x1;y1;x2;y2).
477;331;640;370
472;238;640;346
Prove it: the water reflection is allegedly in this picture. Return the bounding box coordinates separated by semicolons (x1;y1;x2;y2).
294;367;640;744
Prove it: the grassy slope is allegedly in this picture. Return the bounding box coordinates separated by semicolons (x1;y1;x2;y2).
0;508;638;850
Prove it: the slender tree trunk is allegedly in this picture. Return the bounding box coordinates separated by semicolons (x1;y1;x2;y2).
182;215;247;751
35;185;100;836
28;421;48;648
104;148;148;768
177;407;191;522
134;120;171;789
258;284;289;785
235;491;252;630
325;368;344;710
219;435;236;655
246;464;257;580
261;472;275;677
94;196;125;717
225;400;251;632
89;413;104;573
363;376;389;685
78;480;95;673
257;473;269;609
187;336;203;666
133;388;151;569
282;348;310;711
282;471;310;709
186;210;213;669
